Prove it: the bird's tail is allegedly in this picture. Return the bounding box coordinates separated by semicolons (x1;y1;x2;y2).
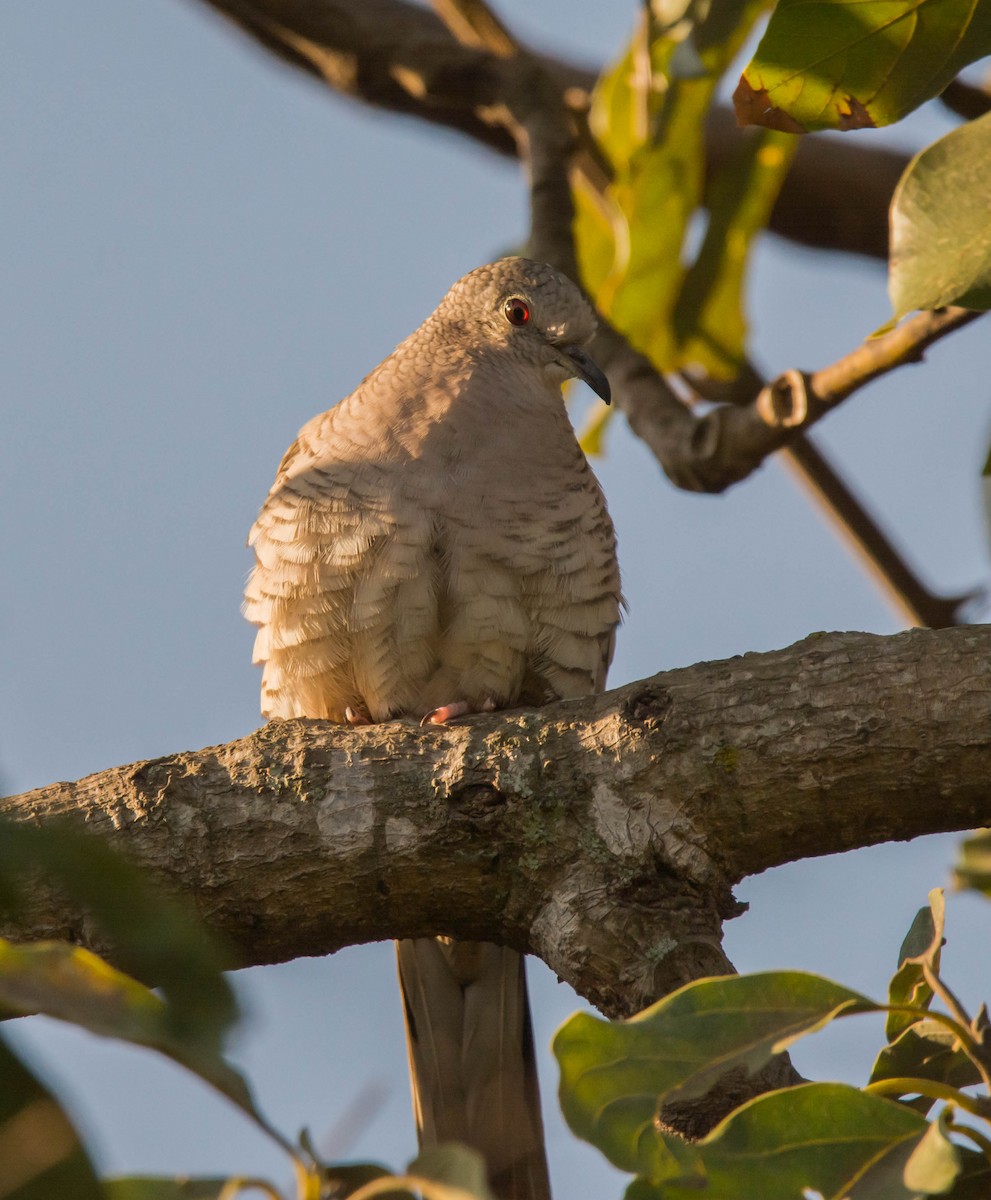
395;937;551;1200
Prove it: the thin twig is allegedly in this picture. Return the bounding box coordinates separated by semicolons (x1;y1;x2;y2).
809;307;982;410
689;308;984;488
781;439;968;629
946;1120;991;1162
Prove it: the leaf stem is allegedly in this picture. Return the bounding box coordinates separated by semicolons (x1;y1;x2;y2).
946;1119;991;1163
864;1077;990;1120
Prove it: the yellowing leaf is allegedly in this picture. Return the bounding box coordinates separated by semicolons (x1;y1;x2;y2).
735;0;991;133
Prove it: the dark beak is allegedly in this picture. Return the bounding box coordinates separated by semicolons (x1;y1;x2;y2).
562;345;611;404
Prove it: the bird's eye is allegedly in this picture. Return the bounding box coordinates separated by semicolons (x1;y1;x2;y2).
504;298;531;326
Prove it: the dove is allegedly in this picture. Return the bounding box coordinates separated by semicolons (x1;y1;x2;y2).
245;257;622;1200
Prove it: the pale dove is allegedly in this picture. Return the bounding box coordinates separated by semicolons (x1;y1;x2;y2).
245;257;622;1200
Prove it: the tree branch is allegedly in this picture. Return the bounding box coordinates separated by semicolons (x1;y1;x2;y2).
609;306;985;494
5;628;989;1020
190;0;903;261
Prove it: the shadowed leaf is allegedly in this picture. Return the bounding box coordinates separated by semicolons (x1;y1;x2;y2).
0;1031;103;1200
0;818;237;1050
104;1179;245;1199
885;889;944;1042
870;1019;983;1116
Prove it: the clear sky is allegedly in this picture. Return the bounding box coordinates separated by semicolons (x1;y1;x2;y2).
2;3;990;1197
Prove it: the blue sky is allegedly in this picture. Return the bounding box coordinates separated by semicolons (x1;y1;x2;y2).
3;3;990;1196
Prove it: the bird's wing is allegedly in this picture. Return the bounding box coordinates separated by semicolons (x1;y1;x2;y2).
244;415;438;721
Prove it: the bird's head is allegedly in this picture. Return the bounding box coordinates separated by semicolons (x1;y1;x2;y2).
434;257;611;403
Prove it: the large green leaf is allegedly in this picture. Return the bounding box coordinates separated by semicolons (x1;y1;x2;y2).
735;0;991;133
0;1030;103;1200
554;971;874;1177
627;1083;940;1199
889;111;991;318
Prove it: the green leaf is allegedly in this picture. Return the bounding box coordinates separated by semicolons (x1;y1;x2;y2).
577;402;615;458
0;818;237;1051
0;938;292;1162
734;0;991;133
885;889;944;1042
622;1083;936;1199
902;1108;961;1195
554;971;875;1177
870;1019;983;1114
673;129;797;378
889;111;991;319
321;1163;396;1198
698;1084;933;1199
953;828;991;897
0;1030;103;1200
577;1;768;370
344;1146;494;1200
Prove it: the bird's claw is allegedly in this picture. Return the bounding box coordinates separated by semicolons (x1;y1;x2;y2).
345;705;372;727
420;698;496;726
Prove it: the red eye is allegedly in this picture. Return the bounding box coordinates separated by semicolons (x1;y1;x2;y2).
504;298;531;326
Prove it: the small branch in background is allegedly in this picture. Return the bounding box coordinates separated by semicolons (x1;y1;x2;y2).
781;438;969;629
685;359;971;629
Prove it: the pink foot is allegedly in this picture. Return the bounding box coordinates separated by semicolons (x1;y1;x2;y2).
345;705;372;727
420;697;496;727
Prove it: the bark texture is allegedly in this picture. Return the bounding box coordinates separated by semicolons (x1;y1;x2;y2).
5;626;989;1019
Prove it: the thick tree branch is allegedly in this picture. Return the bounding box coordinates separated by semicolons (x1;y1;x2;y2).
5;628;989;1021
191;0;903;262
